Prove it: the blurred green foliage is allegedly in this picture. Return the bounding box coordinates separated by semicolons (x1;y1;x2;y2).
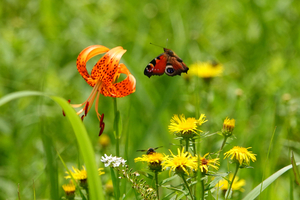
0;0;300;199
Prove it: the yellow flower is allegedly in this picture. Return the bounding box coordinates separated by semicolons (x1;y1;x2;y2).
196;153;220;173
98;133;111;147
224;146;256;166
188;61;223;79
135;152;167;171
62;182;76;195
65;166;105;181
216;174;246;192
222;117;235;136
105;180;114;196
135;152;167;164
168;114;207;136
162;148;197;175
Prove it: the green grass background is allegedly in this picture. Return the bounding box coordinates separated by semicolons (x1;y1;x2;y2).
0;0;300;199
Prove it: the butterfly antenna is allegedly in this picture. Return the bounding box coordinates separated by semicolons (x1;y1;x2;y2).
150;43;165;49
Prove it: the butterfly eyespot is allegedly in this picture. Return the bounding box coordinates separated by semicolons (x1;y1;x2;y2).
165;65;175;75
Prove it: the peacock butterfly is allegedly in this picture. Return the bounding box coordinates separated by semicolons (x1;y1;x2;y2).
144;48;189;78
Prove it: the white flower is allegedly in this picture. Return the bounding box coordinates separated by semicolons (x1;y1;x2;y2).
101;154;127;168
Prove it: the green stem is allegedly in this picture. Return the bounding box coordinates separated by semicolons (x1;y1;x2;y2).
185;137;189;152
196;131;202;199
155;171;160;200
113;98;120;200
225;162;239;200
201;177;205;200
181;174;194;200
192;138;196;156
113;98;119;157
191;137;197;198
180;139;183;150
220;136;228;152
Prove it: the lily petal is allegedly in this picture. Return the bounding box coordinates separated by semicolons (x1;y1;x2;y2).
91;46;126;84
77;45;110;86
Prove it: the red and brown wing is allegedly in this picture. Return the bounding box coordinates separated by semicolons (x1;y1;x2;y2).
166;56;189;76
144;53;168;78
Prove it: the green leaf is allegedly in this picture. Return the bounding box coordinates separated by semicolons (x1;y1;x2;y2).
51;96;104;200
206;173;228;190
160;175;177;185
110;167;119;200
0;91;43;106
0;91;104;200
291;152;300;185
243;162;300;200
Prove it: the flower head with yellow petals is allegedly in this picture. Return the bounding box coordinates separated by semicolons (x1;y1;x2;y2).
216;174;246;192
62;182;76;196
168;114;207;137
224;146;256;166
65;166;105;181
135;152;168;171
188;61;223;79
162;148;197;175
222;117;235;137
195;153;220;173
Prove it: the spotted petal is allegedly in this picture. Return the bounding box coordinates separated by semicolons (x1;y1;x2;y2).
91;46;126;84
77;45;110;87
101;64;136;97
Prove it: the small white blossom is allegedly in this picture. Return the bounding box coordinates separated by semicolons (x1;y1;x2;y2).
101;154;127;168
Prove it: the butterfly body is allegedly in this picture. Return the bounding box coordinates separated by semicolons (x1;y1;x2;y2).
144;48;189;78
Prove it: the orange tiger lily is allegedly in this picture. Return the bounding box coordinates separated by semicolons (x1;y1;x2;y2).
70;45;136;121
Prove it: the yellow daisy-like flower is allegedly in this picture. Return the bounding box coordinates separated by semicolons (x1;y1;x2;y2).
196;153;220;173
168;114;207;136
222;117;235;137
65;166;105;180
134;152;167;164
162;148;197;175
135;152;168;171
62;182;76;195
188;61;223;79
217;174;246;192
224;146;256;166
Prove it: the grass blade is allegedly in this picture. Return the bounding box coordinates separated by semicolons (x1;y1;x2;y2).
51;96;104;200
243;162;300;200
291;152;300;185
0;91;104;200
0;91;43;106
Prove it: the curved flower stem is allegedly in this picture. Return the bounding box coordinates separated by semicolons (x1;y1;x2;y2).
180;174;194;200
225;162;240;200
220;136;228;152
154;171;160;200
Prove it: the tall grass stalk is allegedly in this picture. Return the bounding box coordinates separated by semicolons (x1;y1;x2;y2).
259;126;277;198
113;98;120;199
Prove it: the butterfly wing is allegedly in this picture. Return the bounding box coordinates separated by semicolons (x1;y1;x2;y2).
165;56;189;76
144;53;168;78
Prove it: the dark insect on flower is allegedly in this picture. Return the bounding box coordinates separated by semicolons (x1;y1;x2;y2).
137;146;163;155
